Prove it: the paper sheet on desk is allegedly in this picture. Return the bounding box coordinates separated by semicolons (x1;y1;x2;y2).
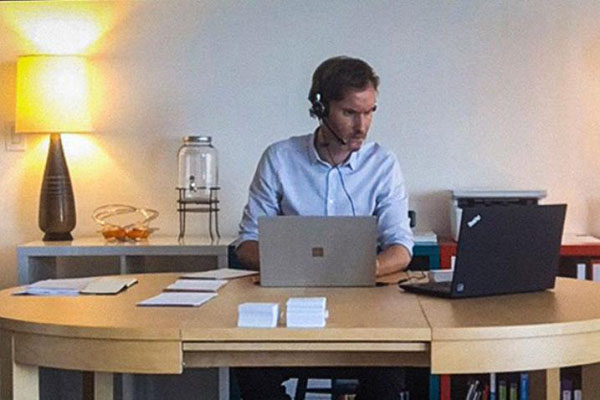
137;292;217;307
182;268;258;280
165;279;227;292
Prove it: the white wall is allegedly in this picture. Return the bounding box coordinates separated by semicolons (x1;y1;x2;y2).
1;0;600;288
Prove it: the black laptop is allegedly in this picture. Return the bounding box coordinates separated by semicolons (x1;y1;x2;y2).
400;204;566;298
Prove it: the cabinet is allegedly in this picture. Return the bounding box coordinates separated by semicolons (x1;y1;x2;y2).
17;236;235;285
17;236;236;400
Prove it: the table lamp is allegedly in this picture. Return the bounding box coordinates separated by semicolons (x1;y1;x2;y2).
15;55;92;241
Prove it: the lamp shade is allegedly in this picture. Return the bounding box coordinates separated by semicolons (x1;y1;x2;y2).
15;55;93;241
15;55;92;134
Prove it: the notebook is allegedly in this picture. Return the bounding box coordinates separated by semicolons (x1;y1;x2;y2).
259;216;377;287
400;204;566;298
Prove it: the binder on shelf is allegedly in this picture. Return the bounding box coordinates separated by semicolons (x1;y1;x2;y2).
593;263;600;282
429;375;440;400
489;373;496;400
466;379;480;400
509;382;517;400
440;374;451;400
519;373;529;400
498;380;507;400
576;263;587;280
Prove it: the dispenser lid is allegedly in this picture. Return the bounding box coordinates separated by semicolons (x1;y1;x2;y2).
184;136;212;143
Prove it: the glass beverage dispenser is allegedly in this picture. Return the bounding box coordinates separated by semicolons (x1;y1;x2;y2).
176;136;220;239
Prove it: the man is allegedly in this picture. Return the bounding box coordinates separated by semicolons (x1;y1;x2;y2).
234;56;414;399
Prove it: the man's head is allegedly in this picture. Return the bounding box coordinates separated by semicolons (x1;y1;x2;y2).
308;56;379;119
309;56;379;152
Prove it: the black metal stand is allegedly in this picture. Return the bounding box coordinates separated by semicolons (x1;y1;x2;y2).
177;187;220;241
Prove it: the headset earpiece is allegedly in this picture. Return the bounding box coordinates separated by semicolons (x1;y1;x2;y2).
311;93;326;119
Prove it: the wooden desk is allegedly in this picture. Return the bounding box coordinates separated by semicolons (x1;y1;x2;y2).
17;236;236;285
2;274;600;399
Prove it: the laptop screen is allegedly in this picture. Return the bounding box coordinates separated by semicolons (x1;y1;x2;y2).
451;204;566;297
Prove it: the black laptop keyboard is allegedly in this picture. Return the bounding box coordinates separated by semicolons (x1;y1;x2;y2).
416;281;451;289
400;280;452;293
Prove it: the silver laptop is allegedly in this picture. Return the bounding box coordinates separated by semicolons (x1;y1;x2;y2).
259;216;377;287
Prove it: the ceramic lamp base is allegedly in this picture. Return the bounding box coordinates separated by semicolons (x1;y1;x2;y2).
39;133;76;242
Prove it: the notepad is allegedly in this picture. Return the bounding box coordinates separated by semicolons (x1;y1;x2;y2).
80;277;138;295
182;268;258;280
137;292;217;307
165;279;227;292
13;277;138;296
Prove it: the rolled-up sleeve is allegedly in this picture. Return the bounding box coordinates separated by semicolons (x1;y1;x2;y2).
237;146;282;245
374;155;414;255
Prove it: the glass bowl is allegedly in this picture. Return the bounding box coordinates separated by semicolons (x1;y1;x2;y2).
92;204;159;242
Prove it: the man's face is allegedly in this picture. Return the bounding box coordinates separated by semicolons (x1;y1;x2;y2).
325;84;377;152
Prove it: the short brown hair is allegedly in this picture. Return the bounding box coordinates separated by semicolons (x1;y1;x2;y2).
308;56;379;118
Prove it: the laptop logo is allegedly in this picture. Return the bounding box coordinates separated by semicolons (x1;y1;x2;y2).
467;215;482;228
312;247;325;257
456;283;465;292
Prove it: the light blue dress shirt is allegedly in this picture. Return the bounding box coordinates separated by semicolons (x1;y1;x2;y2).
237;132;414;253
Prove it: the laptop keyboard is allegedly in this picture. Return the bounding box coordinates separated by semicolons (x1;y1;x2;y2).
400;280;452;293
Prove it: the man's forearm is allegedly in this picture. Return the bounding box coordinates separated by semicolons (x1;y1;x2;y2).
235;240;260;271
376;244;412;276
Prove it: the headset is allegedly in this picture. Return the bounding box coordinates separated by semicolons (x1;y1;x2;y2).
310;93;348;146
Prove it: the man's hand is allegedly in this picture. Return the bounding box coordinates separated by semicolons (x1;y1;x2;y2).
376;244;412;277
236;240;260;271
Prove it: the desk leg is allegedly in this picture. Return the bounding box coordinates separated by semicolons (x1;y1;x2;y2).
120;256;145;275
1;331;12;399
582;362;600;397
94;372;113;400
120;374;135;400
18;256;57;285
13;362;38;400
530;368;560;400
217;254;228;269
218;367;229;400
1;330;39;400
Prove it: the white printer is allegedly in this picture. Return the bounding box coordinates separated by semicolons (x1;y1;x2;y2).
450;189;547;241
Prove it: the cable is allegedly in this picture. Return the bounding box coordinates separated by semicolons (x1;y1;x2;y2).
336;167;356;216
323;166;356;217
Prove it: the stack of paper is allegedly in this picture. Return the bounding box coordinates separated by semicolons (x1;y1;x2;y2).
165;279;227;292
286;297;328;328
237;302;279;328
14;277;138;296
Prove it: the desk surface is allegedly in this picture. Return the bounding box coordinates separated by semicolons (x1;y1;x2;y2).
0;273;429;342
2;275;600;376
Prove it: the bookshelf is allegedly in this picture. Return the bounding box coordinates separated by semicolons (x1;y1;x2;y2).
433;236;600;400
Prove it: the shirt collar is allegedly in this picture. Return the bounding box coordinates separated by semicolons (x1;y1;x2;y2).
306;130;358;170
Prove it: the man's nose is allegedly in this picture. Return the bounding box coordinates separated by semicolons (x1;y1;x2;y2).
354;114;369;133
